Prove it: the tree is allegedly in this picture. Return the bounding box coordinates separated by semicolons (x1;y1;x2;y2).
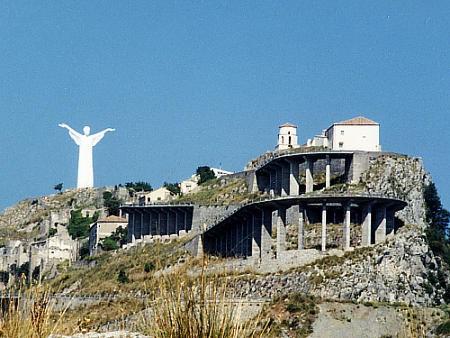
68;209;96;239
125;181;153;192
103;191;122;216
196;166;216;184
100;237;119;251
99;226;127;251
117;269;129;283
54;183;63;193
163;182;181;195
425;183;450;235
424;182;450;264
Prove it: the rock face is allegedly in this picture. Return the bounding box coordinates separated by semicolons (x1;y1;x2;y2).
360;154;430;226
0;189;102;230
235;225;446;307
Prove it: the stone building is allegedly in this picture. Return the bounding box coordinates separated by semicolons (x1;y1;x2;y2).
30;225;79;275
276;123;299;150
325;116;381;151
180;175;199;194
135;187;176;205
89;215;128;255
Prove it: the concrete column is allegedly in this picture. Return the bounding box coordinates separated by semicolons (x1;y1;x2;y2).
197;235;204;258
251;213;261;261
386;209;395;237
130;212;136;243
305;158;314;193
344;204;351;251
289;161;300;196
325;156;331;189
261;209;272;260
281;164;289;196
362;204;372;246
321;204;327;251
275;168;282;196
249;171;259;193
157;212;161;235
375;206;387;244
148;211;153;235
344;156;353;184
276;208;287;255
298;207;304;250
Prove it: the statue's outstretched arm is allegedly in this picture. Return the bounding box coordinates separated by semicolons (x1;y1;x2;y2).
91;128;115;146
59;123;83;145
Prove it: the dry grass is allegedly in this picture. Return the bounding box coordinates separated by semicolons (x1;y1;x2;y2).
0;285;66;338
138;259;269;338
48;240;188;294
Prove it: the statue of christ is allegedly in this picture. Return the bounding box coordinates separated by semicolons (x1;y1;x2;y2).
59;123;115;188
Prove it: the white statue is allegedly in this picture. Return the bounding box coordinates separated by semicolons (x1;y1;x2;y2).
59;123;115;188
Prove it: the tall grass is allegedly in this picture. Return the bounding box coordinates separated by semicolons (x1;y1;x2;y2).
0;285;64;338
139;260;268;338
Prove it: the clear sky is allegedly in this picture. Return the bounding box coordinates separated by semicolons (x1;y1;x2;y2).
0;1;449;211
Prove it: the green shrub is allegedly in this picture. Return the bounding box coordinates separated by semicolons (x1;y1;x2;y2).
436;320;450;334
144;262;155;273
117;269;129;284
101;237;119;251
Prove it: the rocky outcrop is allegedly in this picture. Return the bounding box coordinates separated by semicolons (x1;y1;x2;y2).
0;188;103;231
235;225;447;307
360;154;430;226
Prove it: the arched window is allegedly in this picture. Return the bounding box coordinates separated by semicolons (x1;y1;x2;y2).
288;136;292;144
281;136;285;143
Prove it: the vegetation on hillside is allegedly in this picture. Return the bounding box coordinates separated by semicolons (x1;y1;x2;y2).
125;181;153;192
177;178;261;205
424;182;450;265
47;240;188;294
100;226;127;251
163;181;181;195
67;209;98;239
102;191;122;216
196;166;216;184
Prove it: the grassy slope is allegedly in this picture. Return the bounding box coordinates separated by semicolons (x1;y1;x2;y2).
177;178;261;205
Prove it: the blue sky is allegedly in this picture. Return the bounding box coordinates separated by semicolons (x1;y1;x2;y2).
0;1;449;211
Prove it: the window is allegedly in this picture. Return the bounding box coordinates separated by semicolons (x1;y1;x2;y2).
288;136;292;144
281;136;285;143
339;142;344;148
288;131;291;135
340;130;344;135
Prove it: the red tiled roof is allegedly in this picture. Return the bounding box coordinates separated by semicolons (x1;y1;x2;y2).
334;116;379;126
279;122;297;128
97;215;128;223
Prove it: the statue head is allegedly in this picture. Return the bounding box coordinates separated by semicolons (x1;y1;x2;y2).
83;126;91;135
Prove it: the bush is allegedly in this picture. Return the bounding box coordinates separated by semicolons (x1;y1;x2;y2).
163;182;181;195
101;237;119;251
68;209;96;239
144;262;155;273
103;192;122;216
48;228;57;237
117;269;129;284
436;320;450;335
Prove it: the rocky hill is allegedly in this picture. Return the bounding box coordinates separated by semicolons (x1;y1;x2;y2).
2;152;449;337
